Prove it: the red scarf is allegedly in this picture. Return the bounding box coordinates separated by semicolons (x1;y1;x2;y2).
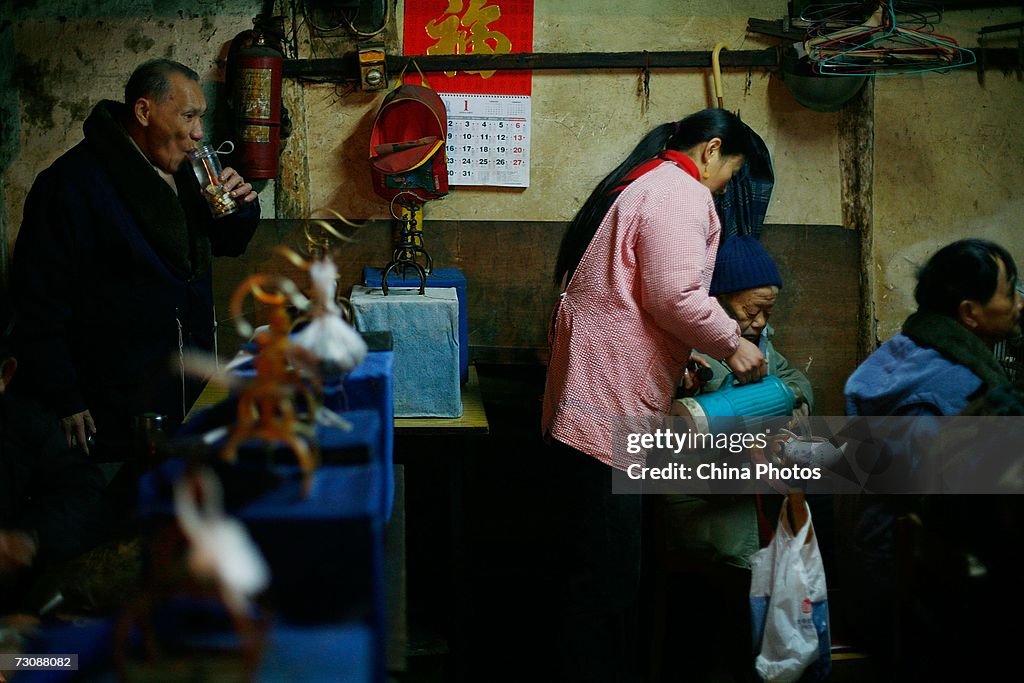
610;149;701;195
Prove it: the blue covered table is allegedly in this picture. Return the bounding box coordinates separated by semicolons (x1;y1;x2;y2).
186;348;395;522
139;409;388;681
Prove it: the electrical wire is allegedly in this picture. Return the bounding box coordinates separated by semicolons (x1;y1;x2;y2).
302;0;388;37
340;0;389;38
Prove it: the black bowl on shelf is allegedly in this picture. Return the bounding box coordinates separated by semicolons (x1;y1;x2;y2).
781;47;867;112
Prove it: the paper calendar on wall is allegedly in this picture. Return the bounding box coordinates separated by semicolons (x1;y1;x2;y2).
442;93;530;188
404;0;535;189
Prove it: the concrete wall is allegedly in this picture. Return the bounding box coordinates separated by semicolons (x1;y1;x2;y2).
1;1;271;247
2;1;1022;348
873;66;1024;340
301;1;842;225
1;1;839;260
861;7;1024;340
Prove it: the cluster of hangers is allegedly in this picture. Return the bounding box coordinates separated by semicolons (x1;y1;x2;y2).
799;1;976;76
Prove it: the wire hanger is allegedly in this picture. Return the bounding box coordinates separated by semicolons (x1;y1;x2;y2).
802;1;976;76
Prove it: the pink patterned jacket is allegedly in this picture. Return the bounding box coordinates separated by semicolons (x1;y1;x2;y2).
542;161;740;468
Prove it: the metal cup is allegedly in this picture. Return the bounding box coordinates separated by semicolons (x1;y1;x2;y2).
188;143;239;218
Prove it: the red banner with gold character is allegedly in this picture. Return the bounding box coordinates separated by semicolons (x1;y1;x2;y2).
403;0;534;95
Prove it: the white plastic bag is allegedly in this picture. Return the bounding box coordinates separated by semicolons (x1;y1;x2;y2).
749;496;831;682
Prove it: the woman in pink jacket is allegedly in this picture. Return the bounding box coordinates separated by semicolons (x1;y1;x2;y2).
544;108;765;682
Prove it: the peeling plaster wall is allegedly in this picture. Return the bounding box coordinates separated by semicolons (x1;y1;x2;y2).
305;1;842;226
3;0;841;267
1;17;16;280
871;7;1024;339
2;1;266;262
873;69;1024;339
311;64;842;225
3;1;1023;347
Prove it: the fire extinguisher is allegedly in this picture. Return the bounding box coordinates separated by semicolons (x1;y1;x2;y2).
227;28;284;180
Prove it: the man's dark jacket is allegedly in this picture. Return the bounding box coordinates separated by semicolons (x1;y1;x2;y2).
10;100;259;443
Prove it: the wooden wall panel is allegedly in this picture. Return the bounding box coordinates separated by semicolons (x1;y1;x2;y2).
761;225;861;417
214;220;859;416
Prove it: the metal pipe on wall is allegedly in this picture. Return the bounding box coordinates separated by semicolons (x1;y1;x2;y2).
283;49;781;80
283;46;1024;81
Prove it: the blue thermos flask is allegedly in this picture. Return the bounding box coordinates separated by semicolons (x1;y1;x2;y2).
671;375;795;434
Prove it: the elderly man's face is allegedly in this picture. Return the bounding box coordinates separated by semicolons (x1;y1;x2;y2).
133;72;206;174
721;286;779;344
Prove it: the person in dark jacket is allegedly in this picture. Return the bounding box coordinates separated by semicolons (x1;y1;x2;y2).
1;337;108;580
843;238;1021;680
845;239;1018;418
9;59;260;459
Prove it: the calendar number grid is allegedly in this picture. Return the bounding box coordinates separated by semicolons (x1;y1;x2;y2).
441;94;531;188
